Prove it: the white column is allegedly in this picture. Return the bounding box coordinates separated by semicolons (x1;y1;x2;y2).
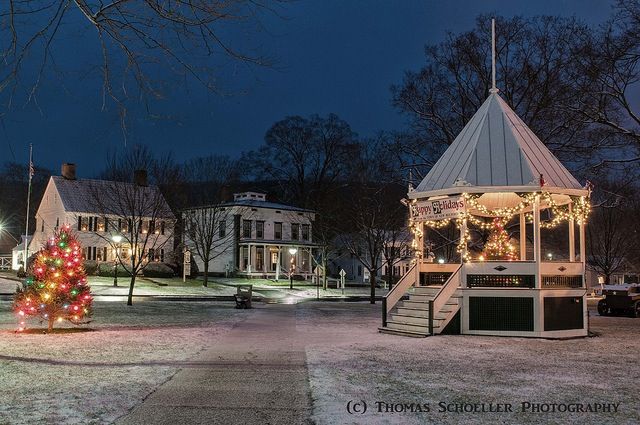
579;218;586;278
533;195;541;288
460;219;468;263
569;203;576;262
519;212;526;261
275;247;281;281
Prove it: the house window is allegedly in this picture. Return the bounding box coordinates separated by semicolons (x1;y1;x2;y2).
97;218;105;232
243;220;252;238
160;221;165;235
358;265;362;276
256;221;264;239
256;247;264;270
219;220;226;238
274;222;282;240
104;218;110;233
241;246;249;270
148;248;155;261
160;249;165;262
55;218;59;230
149;221;156;234
291;223;299;240
302;224;310;241
41;219;44;232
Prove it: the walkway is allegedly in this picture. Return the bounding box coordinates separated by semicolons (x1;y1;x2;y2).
116;304;313;425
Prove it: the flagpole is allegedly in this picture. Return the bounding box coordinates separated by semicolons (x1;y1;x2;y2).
24;144;33;267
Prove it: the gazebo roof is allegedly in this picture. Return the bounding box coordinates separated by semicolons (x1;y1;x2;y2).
413;93;584;196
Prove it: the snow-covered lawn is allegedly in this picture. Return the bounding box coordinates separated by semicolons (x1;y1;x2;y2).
300;305;640;425
0;301;245;425
1;272;388;300
2;298;636;425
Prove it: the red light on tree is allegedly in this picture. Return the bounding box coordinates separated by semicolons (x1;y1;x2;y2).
13;225;93;332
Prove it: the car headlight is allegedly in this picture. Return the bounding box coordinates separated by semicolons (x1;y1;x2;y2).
602;294;606;299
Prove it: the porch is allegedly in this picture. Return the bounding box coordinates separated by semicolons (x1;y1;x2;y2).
237;242;317;279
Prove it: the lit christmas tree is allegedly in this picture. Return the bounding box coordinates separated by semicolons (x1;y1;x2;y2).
483;218;517;261
14;225;93;332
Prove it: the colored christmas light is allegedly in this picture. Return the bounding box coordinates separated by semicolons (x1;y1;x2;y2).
13;227;93;332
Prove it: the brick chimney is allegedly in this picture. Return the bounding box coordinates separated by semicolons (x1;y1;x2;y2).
134;169;148;187
61;163;76;180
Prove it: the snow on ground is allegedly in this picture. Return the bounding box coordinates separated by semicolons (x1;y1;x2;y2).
298;304;640;425
1;272;388;300
2;295;635;425
0;301;245;425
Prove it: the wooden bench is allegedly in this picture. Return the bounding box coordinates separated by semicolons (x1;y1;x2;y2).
234;285;253;309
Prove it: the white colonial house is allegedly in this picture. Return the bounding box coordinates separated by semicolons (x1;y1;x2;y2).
183;192;316;278
29;164;175;265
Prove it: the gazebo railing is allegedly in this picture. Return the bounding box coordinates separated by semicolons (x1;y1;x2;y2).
0;256;11;270
382;262;416;327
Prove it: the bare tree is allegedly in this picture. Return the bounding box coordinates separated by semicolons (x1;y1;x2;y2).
587;181;637;285
391;15;609;177
244;113;357;207
567;0;640;168
339;139;406;304
0;1;277;131
382;227;412;290
90;145;176;305
181;155;240;287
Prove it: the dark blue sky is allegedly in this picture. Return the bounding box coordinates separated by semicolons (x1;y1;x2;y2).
1;0;613;177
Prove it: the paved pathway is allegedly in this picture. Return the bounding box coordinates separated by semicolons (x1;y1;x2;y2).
116;304;313;425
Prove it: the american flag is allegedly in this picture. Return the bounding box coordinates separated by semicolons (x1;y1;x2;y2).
29;161;34;178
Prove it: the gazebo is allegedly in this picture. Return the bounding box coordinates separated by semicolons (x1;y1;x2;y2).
380;90;591;338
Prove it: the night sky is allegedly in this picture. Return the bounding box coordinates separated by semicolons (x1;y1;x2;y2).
0;0;614;177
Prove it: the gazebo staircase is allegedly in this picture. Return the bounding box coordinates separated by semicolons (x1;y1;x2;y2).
379;265;462;337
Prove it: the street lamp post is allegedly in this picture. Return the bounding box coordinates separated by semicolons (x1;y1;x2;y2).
112;235;123;287
288;247;298;290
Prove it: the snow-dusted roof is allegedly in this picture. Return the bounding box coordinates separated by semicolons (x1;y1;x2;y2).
50;176;175;219
415;93;583;194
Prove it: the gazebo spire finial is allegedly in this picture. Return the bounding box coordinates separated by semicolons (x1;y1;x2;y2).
490;18;499;94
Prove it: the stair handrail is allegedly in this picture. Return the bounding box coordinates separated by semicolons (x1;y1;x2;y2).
382;262;417;326
431;264;462;318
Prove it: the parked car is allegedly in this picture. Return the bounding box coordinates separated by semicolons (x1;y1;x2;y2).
597;284;640;317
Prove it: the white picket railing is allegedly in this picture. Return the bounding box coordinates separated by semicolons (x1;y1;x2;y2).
0;256;12;270
382;263;416;325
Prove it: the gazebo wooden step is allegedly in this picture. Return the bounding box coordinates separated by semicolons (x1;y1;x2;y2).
378;327;428;338
388;314;446;326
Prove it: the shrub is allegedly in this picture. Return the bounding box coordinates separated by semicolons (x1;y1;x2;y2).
97;262;131;277
143;262;175;278
83;260;98;276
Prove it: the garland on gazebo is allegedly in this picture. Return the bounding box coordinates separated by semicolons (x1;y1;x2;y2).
410;191;591;262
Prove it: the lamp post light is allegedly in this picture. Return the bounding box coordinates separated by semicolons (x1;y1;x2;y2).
288;247;298;290
112;234;123;287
